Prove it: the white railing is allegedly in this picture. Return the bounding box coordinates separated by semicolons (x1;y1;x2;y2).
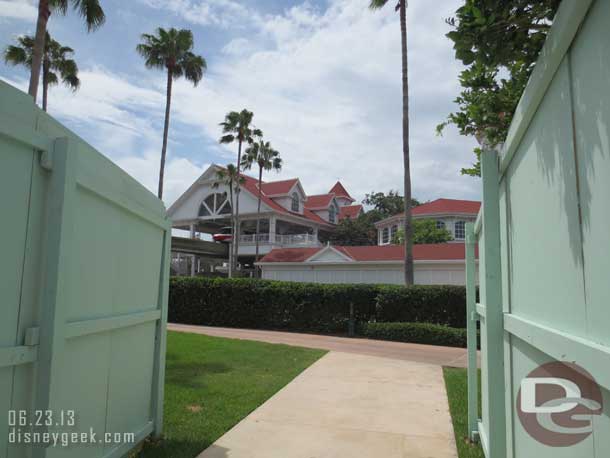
238;233;319;247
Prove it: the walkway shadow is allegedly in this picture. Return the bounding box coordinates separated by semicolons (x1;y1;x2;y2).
166;361;231;389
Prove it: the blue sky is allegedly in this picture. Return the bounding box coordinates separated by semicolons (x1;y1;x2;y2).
0;0;481;206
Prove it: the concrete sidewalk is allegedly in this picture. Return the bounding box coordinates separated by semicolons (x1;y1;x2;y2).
168;323;470;368
197;352;458;458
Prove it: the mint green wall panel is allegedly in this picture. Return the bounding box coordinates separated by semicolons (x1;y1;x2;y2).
569;2;610;455
0;79;170;458
504;58;586;336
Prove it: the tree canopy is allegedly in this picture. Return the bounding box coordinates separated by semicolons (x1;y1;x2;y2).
363;190;420;219
438;0;561;176
392;220;453;245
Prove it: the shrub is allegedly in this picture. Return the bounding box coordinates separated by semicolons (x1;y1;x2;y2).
375;285;467;328
361;322;467;348
169;277;382;333
168;277;470;335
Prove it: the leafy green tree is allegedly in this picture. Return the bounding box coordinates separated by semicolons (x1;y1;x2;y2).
214;164;244;277
28;0;105;102
219;110;263;268
363;190;420;218
242;139;282;263
370;0;414;284
438;0;561;176
5;32;79;112
326;213;380;246
392;219;453;245
137;28;206;199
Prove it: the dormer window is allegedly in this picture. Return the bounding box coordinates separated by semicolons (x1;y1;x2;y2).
454;221;466;239
291;192;299;212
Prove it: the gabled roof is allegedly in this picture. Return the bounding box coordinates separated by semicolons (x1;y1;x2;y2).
339;204;363;220
260;179;299;196
259;243;477;263
412;198;481;216
304;193;336;210
329;182;354;201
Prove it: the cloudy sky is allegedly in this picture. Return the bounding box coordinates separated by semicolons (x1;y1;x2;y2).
0;0;481;207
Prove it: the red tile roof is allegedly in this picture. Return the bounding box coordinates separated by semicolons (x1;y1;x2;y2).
260;179;299;195
412;198;481;216
339;204;363;220
259;243;477;263
305;193;335;209
237;173;333;227
329;182;354;201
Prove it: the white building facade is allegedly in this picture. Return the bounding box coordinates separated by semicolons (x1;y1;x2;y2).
167;164;363;259
375;198;481;245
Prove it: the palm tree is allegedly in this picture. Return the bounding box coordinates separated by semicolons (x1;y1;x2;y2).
242;139;282;266
214;164;243;277
137;28;206;200
219;110;262;269
28;0;105;102
5;33;79;112
370;0;413;285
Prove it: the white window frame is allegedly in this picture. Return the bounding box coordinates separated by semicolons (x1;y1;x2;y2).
454;220;466;240
291;192;299;212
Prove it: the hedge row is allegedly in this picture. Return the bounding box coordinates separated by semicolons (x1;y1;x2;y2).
169;277;467;332
361;322;467;348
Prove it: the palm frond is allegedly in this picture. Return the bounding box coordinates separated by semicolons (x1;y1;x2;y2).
369;0;389;10
72;0;106;31
4;45;29;67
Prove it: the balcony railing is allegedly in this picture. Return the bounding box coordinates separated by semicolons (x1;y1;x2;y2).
238;233;319;247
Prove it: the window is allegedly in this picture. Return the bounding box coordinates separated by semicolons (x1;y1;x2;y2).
390;225;398;240
436;220;446;230
454;221;466;239
382;227;390;244
291;192;299;212
328;205;336;223
199;192;229;216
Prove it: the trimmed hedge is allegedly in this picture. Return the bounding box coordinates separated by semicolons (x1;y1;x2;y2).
169;277;381;333
361;322;467;348
375;285;467;328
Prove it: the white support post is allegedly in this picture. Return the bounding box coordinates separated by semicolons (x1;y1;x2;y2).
269;217;276;243
190;255;196;277
189;223;196;239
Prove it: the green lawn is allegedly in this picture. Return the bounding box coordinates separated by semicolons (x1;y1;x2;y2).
443;367;484;458
139;331;326;458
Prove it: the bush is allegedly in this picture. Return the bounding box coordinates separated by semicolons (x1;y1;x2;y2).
169;277;382;333
361;322;467;348
375;285;467;328
168;277;469;335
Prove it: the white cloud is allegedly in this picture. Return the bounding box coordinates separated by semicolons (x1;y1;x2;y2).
117;151;208;205
1;0;481;209
138;0;261;28
0;0;36;22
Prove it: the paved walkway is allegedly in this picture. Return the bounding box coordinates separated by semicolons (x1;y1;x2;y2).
168;323;470;368
196;352;457;458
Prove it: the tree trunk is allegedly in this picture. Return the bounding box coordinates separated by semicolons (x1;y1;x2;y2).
233;140;243;274
42;59;49;112
29;0;50;102
400;0;414;285
255;165;263;270
158;69;173;200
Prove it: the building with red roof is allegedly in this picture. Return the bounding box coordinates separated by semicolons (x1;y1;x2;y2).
257;243;478;285
167;164;362;262
375;198;481;245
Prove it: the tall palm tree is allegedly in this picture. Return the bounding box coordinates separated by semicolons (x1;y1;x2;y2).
28;0;105;102
214;164;243;277
219;110;262;269
370;0;414;285
5;33;79;112
137;28;206;200
242;139;282;265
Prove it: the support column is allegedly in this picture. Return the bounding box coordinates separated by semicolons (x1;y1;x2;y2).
269;217;276;243
189;223;196;239
190;255;196;277
312;226;319;244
